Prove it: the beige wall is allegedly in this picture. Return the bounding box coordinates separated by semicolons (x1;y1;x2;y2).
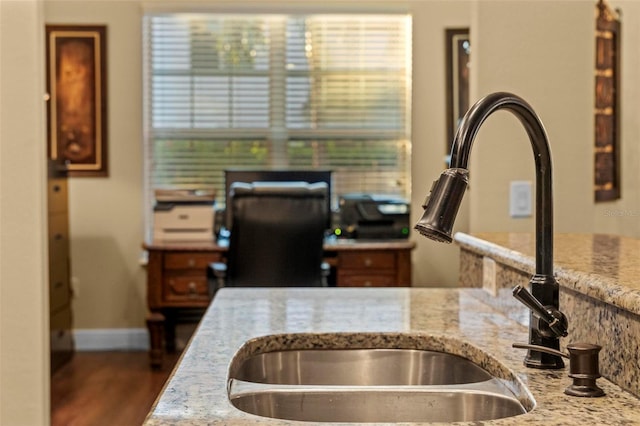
469;0;640;239
44;0;146;331
410;1;471;286
598;0;640;236
1;1;49;425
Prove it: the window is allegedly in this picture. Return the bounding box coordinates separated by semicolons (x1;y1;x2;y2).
143;13;412;235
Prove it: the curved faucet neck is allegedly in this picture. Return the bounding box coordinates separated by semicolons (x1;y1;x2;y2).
449;92;554;277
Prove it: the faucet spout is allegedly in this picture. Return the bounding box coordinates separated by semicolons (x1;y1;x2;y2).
449;92;554;277
415;92;564;369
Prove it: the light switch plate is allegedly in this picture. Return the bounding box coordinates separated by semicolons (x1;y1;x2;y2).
510;181;532;218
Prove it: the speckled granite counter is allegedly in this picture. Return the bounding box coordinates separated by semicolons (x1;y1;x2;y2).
455;232;640;398
455;232;640;315
144;287;640;425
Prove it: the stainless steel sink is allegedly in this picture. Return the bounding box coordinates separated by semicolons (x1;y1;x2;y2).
228;334;532;423
230;387;527;423
232;348;493;385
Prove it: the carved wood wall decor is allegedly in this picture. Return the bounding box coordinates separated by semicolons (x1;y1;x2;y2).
594;0;620;202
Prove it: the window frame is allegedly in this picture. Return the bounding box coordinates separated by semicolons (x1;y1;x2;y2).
142;11;412;241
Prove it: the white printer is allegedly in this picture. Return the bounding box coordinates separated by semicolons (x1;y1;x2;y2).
153;189;215;241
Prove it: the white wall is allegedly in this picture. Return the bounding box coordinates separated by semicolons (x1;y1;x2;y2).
0;1;50;425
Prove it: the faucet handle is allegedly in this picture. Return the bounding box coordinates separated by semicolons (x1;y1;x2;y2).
513;285;568;338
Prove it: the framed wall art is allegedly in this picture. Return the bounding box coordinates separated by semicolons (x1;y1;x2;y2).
445;28;470;162
46;25;108;177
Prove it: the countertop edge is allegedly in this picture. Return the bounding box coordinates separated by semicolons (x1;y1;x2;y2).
453;232;640;316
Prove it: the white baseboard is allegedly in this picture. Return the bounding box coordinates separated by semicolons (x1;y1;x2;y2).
73;328;149;351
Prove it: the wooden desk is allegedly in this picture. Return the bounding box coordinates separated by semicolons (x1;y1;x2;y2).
143;238;415;368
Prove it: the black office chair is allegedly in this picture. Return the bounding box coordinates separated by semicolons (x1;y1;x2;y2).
208;181;329;295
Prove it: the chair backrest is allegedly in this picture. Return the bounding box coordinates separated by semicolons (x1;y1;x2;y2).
226;181;329;287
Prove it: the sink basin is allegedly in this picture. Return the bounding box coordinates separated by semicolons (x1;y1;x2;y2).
232;348;493;385
231;388;527;423
227;333;533;423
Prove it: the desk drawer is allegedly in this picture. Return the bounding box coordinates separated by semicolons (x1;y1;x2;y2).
339;251;396;269
164;275;210;303
337;273;397;287
164;252;219;270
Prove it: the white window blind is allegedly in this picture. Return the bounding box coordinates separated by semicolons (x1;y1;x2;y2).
143;13;412;232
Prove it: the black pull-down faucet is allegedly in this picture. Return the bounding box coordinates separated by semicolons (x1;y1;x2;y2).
415;92;565;369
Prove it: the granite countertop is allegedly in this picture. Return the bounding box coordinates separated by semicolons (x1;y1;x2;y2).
454;232;640;399
454;232;640;316
144;287;640;425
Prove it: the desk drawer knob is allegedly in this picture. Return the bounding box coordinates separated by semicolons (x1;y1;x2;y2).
364;281;372;287
188;258;195;267
364;258;372;267
188;282;197;295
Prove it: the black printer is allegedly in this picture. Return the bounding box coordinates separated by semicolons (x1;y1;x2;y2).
335;193;410;239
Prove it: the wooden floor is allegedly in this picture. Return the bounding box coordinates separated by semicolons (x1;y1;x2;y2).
51;351;180;426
